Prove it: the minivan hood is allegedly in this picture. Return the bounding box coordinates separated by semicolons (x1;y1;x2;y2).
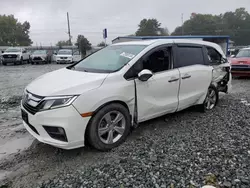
26;68;108;96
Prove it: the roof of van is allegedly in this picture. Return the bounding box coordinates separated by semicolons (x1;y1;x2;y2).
112;39;226;57
113;39;221;48
112;35;230;42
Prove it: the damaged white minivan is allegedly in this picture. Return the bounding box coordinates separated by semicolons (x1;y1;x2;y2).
21;39;231;150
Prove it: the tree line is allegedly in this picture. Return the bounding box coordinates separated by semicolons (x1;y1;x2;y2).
0;7;250;53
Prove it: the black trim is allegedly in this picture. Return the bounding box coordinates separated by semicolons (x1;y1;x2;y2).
133;79;138;128
43;126;68;142
21;109;39;135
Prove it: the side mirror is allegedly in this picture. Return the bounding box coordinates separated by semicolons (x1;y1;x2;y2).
138;69;153;81
231;55;235;58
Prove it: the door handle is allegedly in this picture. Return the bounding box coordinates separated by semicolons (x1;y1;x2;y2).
168;77;179;83
182;74;191;79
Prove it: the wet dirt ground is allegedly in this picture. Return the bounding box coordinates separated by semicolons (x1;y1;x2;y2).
0;64;249;187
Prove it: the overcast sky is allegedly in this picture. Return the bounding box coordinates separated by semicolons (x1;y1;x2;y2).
0;0;249;46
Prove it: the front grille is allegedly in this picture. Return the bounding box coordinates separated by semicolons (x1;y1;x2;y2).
33;57;43;60
22;91;44;115
3;58;17;61
3;54;17;58
60;57;67;59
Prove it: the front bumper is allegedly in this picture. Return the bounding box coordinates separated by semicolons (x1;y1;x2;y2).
56;59;73;63
21;103;91;149
2;58;20;63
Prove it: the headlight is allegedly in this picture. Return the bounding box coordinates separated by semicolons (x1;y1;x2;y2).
39;95;78;111
16;55;20;59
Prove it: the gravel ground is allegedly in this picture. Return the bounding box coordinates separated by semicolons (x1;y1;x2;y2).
0;64;250;188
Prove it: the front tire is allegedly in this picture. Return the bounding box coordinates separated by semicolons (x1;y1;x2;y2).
197;85;219;112
87;103;131;151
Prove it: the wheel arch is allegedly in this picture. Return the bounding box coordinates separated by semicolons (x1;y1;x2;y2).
93;100;130;115
84;100;132;146
196;82;218;105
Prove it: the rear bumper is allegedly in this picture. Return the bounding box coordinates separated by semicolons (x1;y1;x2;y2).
231;67;250;76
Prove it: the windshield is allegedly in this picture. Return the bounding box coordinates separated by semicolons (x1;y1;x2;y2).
73;45;146;73
236;49;250;58
58;50;72;55
5;48;21;52
33;50;47;55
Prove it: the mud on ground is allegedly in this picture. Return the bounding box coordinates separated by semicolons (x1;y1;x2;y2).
0;64;250;188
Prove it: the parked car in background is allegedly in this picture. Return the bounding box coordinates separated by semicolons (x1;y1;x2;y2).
31;50;52;64
56;49;74;64
21;39;231;151
230;47;250;77
72;50;82;62
2;47;30;65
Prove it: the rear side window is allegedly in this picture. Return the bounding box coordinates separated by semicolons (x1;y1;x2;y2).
174;46;204;68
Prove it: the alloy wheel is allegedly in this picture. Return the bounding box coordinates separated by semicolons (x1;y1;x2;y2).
98;111;126;144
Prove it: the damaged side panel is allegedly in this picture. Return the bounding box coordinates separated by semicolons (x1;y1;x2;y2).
212;62;231;93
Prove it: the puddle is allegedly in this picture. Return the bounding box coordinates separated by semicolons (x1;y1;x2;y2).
0;135;34;160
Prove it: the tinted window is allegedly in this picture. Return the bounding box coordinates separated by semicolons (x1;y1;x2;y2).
142;48;171;73
175;46;204;68
124;47;171;79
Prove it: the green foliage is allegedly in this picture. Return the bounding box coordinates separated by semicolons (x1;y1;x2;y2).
171;8;250;45
97;41;106;47
0;14;32;46
56;40;72;48
135;18;169;36
75;35;91;56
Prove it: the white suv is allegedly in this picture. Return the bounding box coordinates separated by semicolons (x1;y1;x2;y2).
2;47;30;65
21;39;231;150
56;49;73;64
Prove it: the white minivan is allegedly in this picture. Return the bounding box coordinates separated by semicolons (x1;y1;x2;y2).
21;39;231;150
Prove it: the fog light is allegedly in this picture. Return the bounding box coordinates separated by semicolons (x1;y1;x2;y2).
58;127;65;134
43;126;68;142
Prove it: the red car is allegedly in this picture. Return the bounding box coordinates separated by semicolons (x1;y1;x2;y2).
230;48;250;77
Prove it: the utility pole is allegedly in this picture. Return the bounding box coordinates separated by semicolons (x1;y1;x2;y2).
67;12;72;45
181;13;184;35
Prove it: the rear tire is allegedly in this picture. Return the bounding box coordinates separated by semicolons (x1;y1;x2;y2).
20;57;23;65
87;103;131;151
197;85;219;112
2;62;6;66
